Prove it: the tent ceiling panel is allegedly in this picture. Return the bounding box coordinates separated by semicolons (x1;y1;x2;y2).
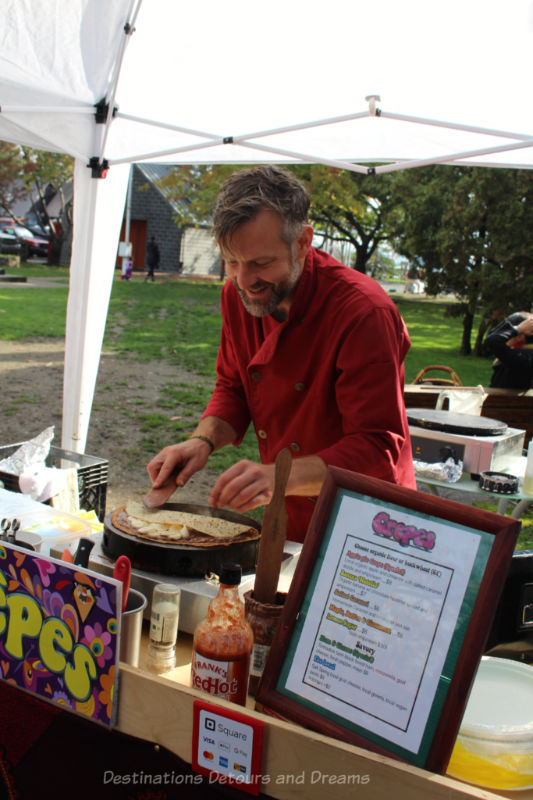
1;0;533;171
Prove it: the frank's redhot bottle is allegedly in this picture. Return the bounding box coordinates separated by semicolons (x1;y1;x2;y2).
191;563;253;706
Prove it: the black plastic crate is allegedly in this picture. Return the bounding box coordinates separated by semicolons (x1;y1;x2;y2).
0;443;108;520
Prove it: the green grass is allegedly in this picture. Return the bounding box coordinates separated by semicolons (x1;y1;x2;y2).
6;262;70;279
105;279;222;375
394;297;490;386
0;288;67;337
1;266;531;545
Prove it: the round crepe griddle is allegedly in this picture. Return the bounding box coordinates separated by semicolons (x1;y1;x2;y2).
102;502;261;577
406;408;509;437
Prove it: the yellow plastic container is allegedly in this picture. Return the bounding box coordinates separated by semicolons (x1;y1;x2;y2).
447;656;533;791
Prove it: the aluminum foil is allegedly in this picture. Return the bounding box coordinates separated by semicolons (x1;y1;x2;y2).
0;426;54;475
414;456;463;483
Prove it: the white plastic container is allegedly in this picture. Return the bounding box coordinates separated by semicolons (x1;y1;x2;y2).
17;507;91;553
447;656;533;790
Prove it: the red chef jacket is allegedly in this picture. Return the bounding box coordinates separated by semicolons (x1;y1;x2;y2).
203;246;416;542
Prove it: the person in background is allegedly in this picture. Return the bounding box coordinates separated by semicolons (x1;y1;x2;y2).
121;257;133;280
145;236;160;282
146;166;416;542
486;311;533;390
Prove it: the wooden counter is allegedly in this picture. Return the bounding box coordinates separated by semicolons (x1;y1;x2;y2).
113;626;533;800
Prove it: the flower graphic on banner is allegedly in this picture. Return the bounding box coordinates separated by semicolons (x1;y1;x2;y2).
52;689;73;709
42;589;66;619
82;622;113;667
35;558;56;588
99;665;115;719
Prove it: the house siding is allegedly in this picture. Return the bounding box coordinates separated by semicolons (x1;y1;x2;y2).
180;226;220;277
57;164;223;276
130;165;182;272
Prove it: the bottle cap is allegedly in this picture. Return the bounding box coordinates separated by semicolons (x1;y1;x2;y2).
219;563;242;585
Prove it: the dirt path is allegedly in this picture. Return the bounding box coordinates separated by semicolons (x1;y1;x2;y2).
0;338;213;516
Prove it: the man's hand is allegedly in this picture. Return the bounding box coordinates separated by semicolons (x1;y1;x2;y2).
517;316;533;338
209;454;328;512
147;438;212;492
209;460;275;512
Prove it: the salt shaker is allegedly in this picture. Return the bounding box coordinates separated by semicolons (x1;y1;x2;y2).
147;583;180;672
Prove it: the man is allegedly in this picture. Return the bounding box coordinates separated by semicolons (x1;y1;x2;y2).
486;311;533;389
147;166;415;542
145;236;160;282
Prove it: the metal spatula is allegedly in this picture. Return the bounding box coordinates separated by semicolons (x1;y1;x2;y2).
142;475;178;508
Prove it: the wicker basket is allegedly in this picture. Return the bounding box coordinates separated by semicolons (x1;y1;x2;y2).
412;365;462;387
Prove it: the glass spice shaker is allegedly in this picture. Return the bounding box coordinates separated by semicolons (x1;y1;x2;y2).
147;583;180;673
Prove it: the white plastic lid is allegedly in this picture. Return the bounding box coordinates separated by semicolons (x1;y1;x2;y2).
460;656;533;742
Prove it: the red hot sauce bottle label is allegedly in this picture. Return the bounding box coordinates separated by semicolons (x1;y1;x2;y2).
191;651;250;706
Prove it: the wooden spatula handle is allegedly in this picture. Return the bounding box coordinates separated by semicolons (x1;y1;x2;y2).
253;448;292;605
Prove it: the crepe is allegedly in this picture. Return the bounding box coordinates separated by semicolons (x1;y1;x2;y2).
110;501;259;547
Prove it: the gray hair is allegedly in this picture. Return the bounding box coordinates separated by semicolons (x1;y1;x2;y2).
213;166;310;250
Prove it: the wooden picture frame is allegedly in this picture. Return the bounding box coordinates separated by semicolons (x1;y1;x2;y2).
257;467;520;774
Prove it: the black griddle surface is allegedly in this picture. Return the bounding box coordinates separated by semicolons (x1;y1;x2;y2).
102;502;261;577
407;408;508;437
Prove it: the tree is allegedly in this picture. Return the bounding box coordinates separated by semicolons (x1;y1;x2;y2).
390;166;533;354
0;142;30;216
0;141;74;265
21;148;74;265
157;164;400;274
156;163;533;357
293;166;401;273
156;164;235;227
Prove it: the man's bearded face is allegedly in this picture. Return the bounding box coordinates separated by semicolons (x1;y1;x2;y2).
231;245;301;317
222;209;309;319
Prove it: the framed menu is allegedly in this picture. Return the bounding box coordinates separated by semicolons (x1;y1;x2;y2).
256;467;520;773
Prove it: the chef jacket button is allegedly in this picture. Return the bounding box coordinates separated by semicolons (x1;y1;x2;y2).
251;371;262;382
258;429;268;439
290;442;300;452
295;382;306;392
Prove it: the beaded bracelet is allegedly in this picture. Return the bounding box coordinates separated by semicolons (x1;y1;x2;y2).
189;434;215;453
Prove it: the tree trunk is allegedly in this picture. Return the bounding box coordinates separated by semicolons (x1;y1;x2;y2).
474;316;492;356
460;311;474;355
47;234;63;266
353;248;368;274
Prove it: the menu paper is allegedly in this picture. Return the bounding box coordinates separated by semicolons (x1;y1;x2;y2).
282;492;489;757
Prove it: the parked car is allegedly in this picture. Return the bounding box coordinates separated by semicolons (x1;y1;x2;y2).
1;224;49;259
0;228;22;255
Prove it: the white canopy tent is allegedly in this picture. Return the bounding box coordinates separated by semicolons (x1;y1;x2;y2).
1;0;532;453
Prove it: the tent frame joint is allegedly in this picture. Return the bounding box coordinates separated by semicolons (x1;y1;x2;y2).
87;156;110;179
94;98;118;124
223;136;234;144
